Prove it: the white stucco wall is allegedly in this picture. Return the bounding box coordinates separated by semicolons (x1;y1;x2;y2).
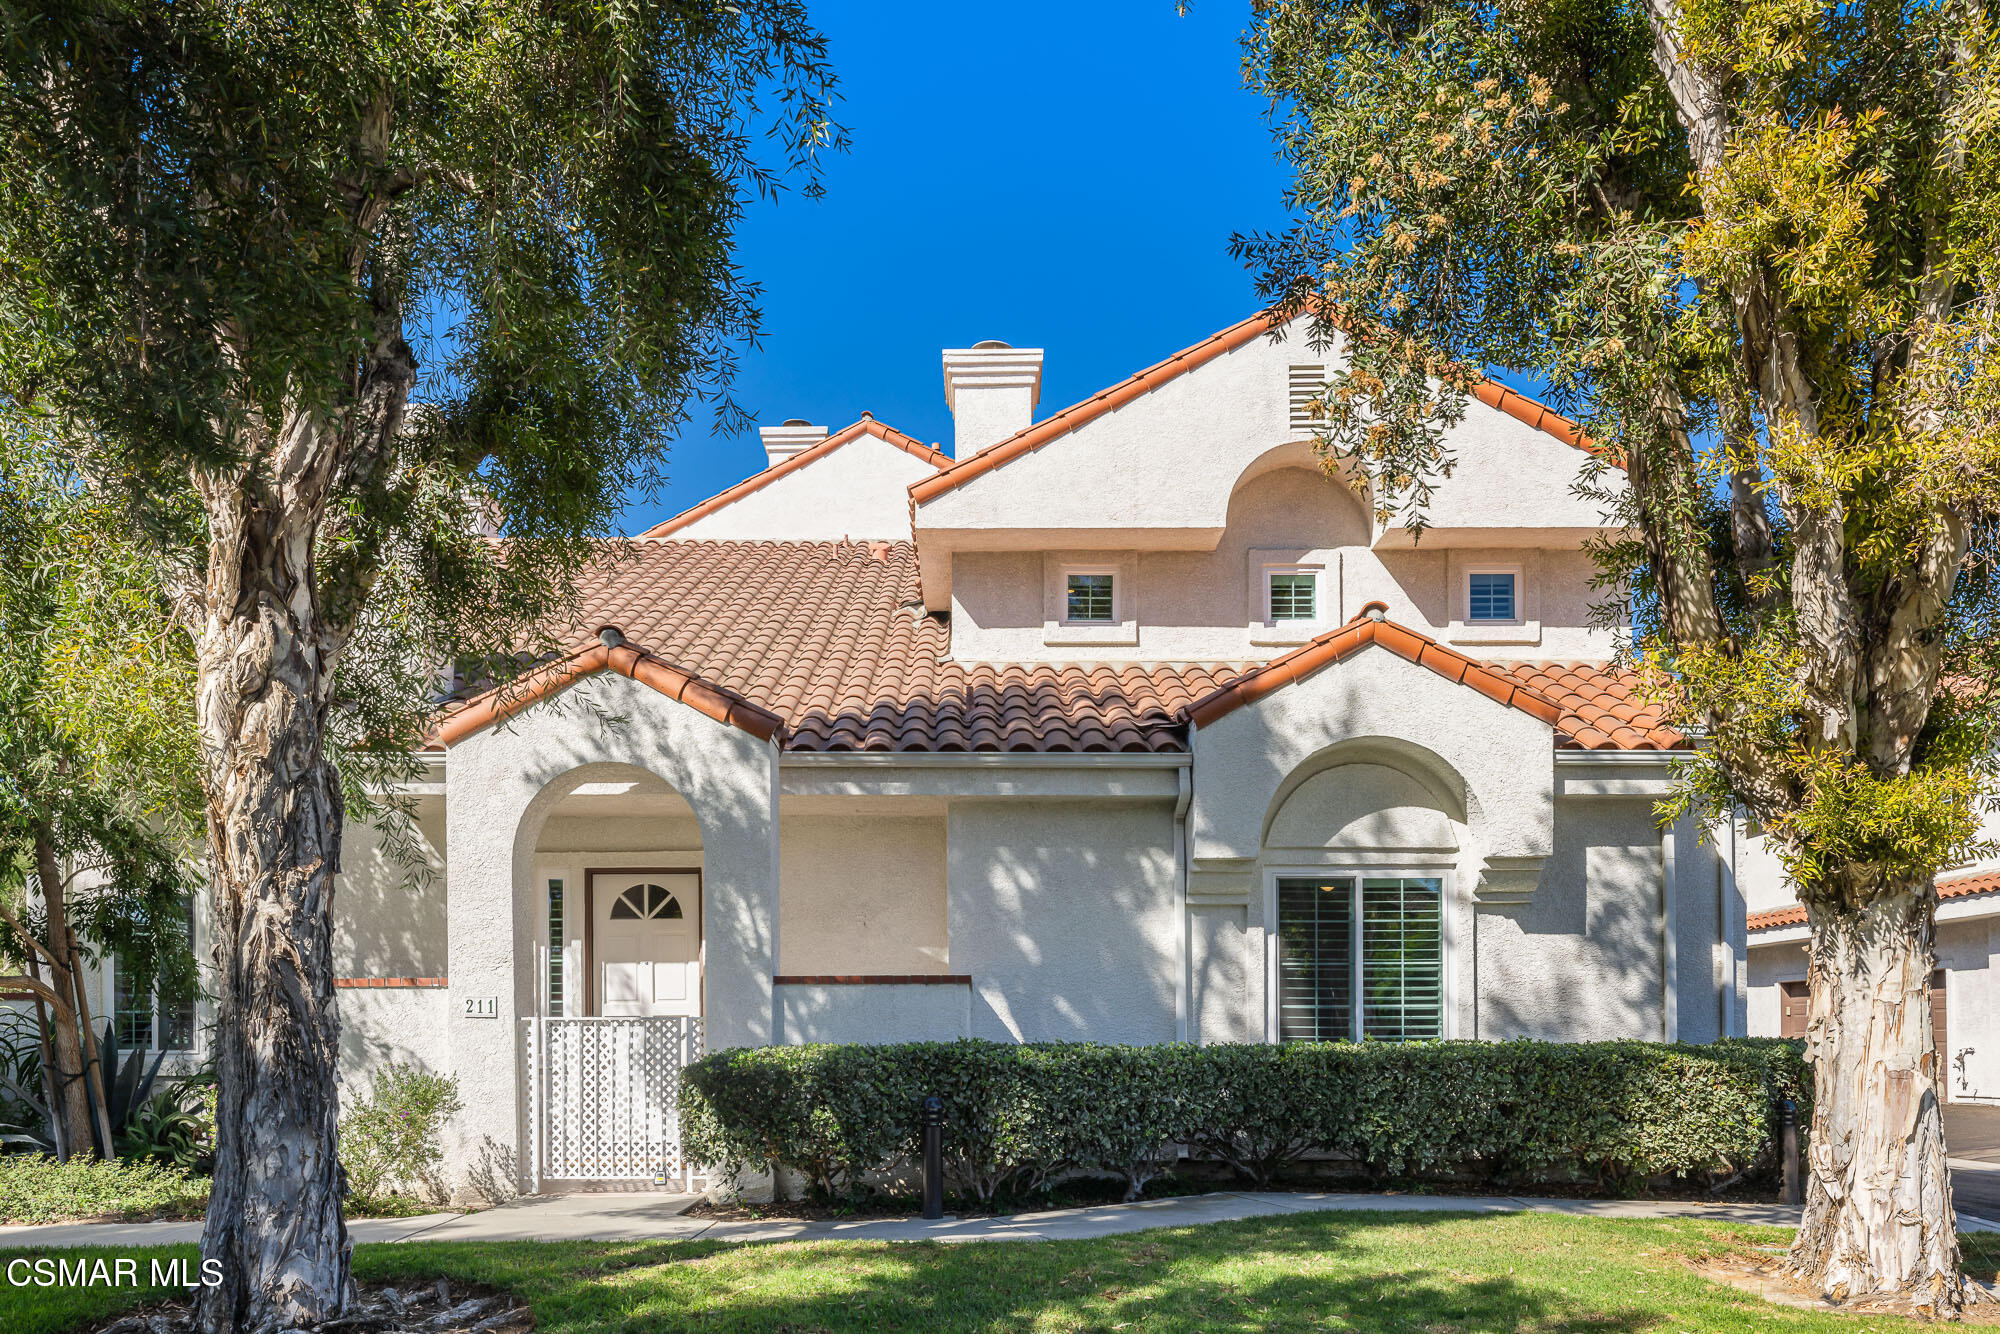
1480;798;1664;1040
1189;645;1554;877
776;982;971;1043
337;987;451;1098
946;799;1179;1043
442;671;778;1193
947;467;1617;663
779;812;948;974
917;316;1617;542
334;799;445;979
668;433;937;541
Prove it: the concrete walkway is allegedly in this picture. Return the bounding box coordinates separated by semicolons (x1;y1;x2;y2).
5;1190;1997;1249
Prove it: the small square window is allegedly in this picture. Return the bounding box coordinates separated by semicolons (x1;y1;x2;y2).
1468;572;1517;622
1066;573;1114;623
1269;572;1317;622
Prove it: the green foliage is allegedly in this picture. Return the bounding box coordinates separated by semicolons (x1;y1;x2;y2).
117;1079;216;1173
683;1038;1810;1205
0;1153;207;1224
1243;0;2000;908
338;1065;463;1204
0;0;845;764
0;438;202;1003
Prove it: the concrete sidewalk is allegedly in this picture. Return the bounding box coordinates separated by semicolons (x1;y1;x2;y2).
5;1189;1997;1249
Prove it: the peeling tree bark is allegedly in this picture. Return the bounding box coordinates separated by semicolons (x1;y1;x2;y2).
191;459;354;1334
1791;890;1965;1314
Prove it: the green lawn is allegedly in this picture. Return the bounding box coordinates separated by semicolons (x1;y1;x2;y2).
5;1212;1995;1334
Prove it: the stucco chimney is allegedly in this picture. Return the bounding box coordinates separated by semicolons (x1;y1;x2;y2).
759;419;828;469
941;340;1043;458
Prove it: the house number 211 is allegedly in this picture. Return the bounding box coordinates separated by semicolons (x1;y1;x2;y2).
462;996;499;1019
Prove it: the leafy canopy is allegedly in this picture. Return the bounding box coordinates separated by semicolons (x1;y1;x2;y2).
0;0;842;715
1243;0;2000;899
0;427;201;1001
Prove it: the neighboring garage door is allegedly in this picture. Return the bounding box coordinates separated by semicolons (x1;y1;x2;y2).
1780;980;1809;1038
1934;969;1950;1103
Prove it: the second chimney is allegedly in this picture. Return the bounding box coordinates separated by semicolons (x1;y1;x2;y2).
941;340;1044;458
759;419;829;469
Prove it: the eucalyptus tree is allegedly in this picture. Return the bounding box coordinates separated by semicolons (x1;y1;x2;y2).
0;4;840;1329
1241;0;2000;1314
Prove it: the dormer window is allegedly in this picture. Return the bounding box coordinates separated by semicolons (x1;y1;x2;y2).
1065;573;1115;623
1467;570;1518;623
1268;571;1318;622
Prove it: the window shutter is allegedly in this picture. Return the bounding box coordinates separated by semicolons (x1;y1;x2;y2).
1361;877;1444;1040
1289;365;1328;434
1276;877;1353;1041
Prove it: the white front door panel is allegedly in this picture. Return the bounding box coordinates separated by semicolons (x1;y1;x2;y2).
593;872;701;1018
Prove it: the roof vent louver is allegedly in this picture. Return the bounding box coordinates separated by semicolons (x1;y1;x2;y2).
1289;364;1329;435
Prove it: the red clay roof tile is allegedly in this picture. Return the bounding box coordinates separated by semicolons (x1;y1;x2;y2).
432;541;1675;754
1748;867;2000;932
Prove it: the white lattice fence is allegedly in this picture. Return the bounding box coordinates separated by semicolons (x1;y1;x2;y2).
524;1016;704;1190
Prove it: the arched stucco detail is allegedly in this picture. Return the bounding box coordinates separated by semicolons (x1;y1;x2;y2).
1189;645;1553;898
442;669;777;1195
1227;439;1375;527
1264;760;1461;853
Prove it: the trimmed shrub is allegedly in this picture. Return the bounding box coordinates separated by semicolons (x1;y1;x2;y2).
681;1037;1810;1203
339;1064;462;1204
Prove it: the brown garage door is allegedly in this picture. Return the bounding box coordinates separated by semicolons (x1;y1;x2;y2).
1780;980;1809;1038
1934;969;1950;1103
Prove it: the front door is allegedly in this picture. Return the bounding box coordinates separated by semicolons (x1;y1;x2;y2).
590;871;701;1018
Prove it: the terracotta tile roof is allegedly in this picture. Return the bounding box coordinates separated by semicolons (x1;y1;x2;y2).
1182;602;1567;731
438;540;1233;752
1748;867;2000;932
433;543;1672;754
1489;662;1687;751
910;311;1613;506
641;416;946;539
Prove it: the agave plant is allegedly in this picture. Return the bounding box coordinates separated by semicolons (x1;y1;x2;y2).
118;1082;214;1171
0;1012;55;1155
94;1020;167;1142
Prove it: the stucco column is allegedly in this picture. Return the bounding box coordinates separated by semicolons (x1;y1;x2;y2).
441;737;546;1199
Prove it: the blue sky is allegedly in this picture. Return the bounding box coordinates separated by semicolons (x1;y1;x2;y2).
619;0;1294;535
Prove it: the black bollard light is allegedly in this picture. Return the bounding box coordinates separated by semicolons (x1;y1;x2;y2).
921;1095;945;1220
1780;1098;1803;1207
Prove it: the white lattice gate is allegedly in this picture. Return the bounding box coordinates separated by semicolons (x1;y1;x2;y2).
524;1016;704;1190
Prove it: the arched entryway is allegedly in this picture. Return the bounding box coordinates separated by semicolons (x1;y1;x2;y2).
518;762;709;1189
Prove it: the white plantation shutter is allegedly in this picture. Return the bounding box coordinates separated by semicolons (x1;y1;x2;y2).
1276;874;1443;1042
1361;877;1444;1040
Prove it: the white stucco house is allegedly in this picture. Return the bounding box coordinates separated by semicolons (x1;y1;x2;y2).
301;310;1764;1193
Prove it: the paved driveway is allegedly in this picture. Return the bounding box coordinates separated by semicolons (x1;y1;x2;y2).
1948;1103;2000;1219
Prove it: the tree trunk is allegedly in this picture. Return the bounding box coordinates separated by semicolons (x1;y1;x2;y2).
193;485;351;1334
1788;887;1965;1316
33;828;96;1157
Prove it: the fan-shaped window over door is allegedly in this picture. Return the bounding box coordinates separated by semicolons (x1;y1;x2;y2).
608;883;685;921
591;871;700;1018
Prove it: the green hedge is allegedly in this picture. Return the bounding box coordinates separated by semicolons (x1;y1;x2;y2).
681;1038;1810;1204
